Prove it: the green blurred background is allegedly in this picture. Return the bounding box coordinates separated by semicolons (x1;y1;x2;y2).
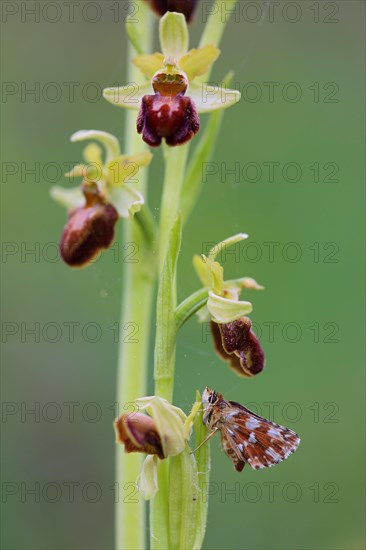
1;1;365;549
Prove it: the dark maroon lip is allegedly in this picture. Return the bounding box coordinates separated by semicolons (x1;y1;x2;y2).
137;93;200;147
60;187;119;267
145;0;199;23
211;318;265;377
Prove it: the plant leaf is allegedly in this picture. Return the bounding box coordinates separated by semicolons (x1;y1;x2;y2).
181;72;235;222
169;447;198;550
126;16;144;55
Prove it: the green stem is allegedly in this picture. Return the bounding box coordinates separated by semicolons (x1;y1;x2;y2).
135;205;158;249
151;145;188;550
198;0;238;52
175;288;209;330
115;7;154;550
158;144;189;273
154;144;188;402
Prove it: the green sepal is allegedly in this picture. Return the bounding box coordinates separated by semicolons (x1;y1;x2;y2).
160;12;189;59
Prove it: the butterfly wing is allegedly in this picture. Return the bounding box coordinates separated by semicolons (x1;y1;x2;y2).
219;401;300;471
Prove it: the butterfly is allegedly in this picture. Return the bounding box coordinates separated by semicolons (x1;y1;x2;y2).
201;387;300;472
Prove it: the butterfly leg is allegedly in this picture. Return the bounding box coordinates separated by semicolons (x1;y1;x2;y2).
190;427;219;454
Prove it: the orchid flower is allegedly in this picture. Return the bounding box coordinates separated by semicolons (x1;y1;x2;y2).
103;13;241;146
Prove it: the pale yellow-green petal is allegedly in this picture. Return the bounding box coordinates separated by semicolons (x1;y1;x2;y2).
103;82;152;110
189;82;241;113
207;291;253;324
179;45;220;81
133;53;165;79
65;162;102;183
193;254;224;294
131;150;153;168
137;456;159;501
208;258;224;295
83;142;103;166
107;151;152;187
225;277;265;291
50;186;84;211
184;398;202;440
207;232;248;261
196;305;211;324
109;186;144;219
64;164;86;179
193;254;212;288
71;130;120;164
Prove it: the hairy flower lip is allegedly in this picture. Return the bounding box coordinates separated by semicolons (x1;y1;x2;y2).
137;70;199;147
115;412;165;459
146;0;198;23
137;91;200;147
59;186;119;267
211;317;265;377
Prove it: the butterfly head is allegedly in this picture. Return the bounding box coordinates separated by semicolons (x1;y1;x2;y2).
202;387;220;425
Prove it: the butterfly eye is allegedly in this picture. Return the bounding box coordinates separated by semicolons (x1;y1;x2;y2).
209;392;217;404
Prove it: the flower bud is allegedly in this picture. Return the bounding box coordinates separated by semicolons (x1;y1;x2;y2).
211;317;265;377
137;71;200;147
135;395;186;457
114;412;165;459
145;0;198;23
60;184;119;267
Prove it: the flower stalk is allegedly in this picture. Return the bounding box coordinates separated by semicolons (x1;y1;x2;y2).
158;144;189;273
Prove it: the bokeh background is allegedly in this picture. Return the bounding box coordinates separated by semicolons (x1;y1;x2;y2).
1;1;365;549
